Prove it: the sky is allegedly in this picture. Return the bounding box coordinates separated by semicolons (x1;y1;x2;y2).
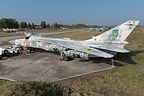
0;0;144;25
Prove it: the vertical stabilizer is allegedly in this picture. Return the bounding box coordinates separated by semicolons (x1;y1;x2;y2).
86;20;139;42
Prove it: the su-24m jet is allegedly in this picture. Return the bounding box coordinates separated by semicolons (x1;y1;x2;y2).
9;20;139;61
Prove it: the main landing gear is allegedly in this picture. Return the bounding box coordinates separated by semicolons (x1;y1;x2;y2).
60;51;75;61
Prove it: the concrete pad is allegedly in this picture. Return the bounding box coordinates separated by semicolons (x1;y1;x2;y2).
0;51;113;82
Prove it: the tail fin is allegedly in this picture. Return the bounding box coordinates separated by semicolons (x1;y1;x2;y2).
24;31;35;37
86;20;140;42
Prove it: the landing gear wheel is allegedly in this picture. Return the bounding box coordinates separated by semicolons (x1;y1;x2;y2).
63;55;69;61
12;51;16;56
4;50;11;57
0;56;2;60
61;52;69;61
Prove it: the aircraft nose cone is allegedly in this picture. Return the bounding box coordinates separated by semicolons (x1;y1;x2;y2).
9;40;15;44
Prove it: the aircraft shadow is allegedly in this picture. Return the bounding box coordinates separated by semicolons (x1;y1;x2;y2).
2;48;143;67
78;50;144;67
79;57;112;65
114;50;144;67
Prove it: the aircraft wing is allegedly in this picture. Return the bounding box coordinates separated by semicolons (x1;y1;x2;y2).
39;38;114;58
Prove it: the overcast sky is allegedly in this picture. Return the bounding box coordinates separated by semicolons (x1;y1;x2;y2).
0;0;144;25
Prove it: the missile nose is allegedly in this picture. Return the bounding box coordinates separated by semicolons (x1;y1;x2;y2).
9;40;15;45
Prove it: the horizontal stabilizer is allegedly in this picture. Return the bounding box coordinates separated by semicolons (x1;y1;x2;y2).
92;45;129;53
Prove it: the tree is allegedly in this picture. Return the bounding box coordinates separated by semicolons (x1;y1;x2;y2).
40;21;47;28
14;21;19;28
72;24;87;28
47;24;50;28
32;23;35;29
20;22;27;28
51;23;60;28
28;23;32;29
0;18;19;28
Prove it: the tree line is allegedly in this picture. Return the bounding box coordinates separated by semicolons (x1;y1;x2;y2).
0;18;51;29
0;18;94;29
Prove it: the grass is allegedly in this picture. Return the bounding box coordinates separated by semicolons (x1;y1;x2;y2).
0;32;23;37
48;30;101;40
0;28;81;37
0;80;69;96
0;28;144;96
32;28;75;33
56;28;144;96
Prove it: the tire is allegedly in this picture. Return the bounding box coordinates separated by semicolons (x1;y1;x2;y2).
63;55;69;61
0;56;2;60
70;56;75;60
12;51;16;56
4;50;9;55
4;50;11;57
62;53;69;61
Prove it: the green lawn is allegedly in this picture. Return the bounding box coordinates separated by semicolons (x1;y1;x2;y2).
48;31;101;40
0;32;23;37
0;28;144;96
32;28;76;33
0;28;81;37
56;28;144;96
